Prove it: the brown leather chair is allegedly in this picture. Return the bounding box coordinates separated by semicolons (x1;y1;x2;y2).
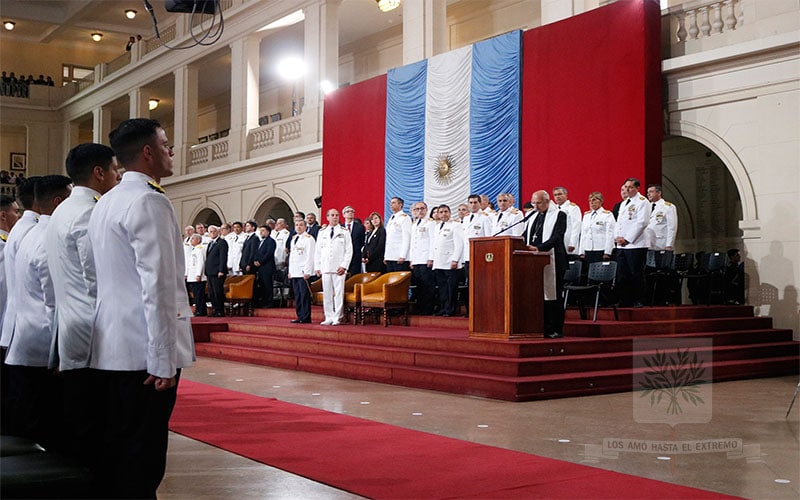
309;278;323;305
342;272;382;324
358;271;412;326
225;274;255;316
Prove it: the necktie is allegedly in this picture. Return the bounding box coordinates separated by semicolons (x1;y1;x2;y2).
591;211;596;219
497;213;503;223
652;203;656;211
625;198;631;206
469;214;474;223
416;218;421;226
330;227;334;238
347;223;351;232
440;222;445;230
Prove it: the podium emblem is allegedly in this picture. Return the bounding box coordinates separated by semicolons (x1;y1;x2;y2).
485;253;494;262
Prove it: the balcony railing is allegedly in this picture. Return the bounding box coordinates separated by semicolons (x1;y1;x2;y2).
667;0;744;44
248;116;303;155
189;135;230;170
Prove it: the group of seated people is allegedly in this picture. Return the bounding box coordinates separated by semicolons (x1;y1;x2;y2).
0;170;25;185
1;71;55;97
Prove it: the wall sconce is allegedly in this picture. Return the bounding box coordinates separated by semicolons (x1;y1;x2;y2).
149;99;160;110
377;0;400;12
125;10;137;19
91;32;103;42
3;21;15;31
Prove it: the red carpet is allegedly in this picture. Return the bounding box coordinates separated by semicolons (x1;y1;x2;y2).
169;380;736;499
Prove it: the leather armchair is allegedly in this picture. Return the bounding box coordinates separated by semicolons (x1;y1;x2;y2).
343;272;382;324
357;271;412;326
225;274;255;316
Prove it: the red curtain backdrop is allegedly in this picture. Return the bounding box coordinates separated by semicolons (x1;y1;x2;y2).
520;0;662;208
321;75;387;221
322;0;661;216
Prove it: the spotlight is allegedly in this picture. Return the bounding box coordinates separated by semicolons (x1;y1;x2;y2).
91;32;103;42
125;9;137;19
376;0;400;12
149;99;160;110
3;21;15;31
320;80;336;95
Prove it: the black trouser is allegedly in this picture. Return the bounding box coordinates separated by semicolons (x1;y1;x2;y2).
616;247;648;306
206;274;226;315
385;260;410;273
411;264;436;315
292;277;311;322
257;267;274;307
94;369;180;499
4;364;63;450
435;268;458;316
191;281;206;315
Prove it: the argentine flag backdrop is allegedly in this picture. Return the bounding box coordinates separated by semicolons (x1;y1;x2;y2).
384;30;522;217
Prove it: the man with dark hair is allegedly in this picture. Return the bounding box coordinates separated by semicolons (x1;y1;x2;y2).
0;176;41;355
4;174;72;447
253;224;277;308
239;219;259;274
88;118;195;498
46;143;120;470
429;205;464;317
614;177;652;307
384;196;412;272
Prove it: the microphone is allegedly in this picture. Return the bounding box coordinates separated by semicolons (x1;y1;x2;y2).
491;210;535;237
143;0;160;38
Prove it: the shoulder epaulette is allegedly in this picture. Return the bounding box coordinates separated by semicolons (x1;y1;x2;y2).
147;181;165;194
399;212;408;217
510;208;520;214
93;195;101;202
0;233;7;242
638;195;646;201
584;210;591;214
602;209;611;213
664;201;673;206
569;201;577;206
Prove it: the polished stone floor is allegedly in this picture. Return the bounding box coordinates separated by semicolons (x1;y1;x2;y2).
158;358;800;499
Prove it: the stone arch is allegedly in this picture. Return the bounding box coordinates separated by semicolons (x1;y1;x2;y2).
192;207;223;227
670;120;759;233
253;196;293;226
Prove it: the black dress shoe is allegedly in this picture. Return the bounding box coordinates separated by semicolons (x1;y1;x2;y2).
299;319;311;324
290;319;302;323
544;332;564;339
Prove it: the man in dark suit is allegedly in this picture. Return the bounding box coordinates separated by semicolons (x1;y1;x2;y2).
239;220;259;274
305;212;320;239
342;205;365;276
525;190;568;338
204;225;228;317
253;224;276;307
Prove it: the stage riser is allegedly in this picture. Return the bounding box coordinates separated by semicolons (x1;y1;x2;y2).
220;323;794;358
194;305;799;402
567;317;773;337
206;331;798;377
564;305;754;322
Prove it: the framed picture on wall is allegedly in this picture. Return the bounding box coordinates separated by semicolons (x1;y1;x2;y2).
10;152;26;171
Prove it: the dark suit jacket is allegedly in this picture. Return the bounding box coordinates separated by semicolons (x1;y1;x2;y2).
253;236;276;279
612;201;622;221
529;210;568;279
239;232;258;273
345;220;365;276
362;226;386;273
306;223;320;240
205;237;229;277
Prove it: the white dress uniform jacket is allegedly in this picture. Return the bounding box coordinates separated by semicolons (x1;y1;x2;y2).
0;230;8;334
461;211;490;262
226;232;245;274
430;221;465;270
288;232;316;278
6;216;55;367
185;244;207;283
0;210;39;348
45;186;101;371
578;208;616;256
314;225;353;274
272;228;290;268
554;200;582;252
409;218;434;265
646;198;678;250
614;195;652;249
384;210;412;261
490;208;524;237
88;171;195;378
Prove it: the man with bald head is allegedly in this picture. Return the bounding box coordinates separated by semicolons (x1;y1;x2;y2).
524;190;567;338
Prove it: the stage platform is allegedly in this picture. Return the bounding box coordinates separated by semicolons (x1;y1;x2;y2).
192;305;799;402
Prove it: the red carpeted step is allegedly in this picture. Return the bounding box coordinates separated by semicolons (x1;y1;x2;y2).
566;316;773;337
565;304;754;321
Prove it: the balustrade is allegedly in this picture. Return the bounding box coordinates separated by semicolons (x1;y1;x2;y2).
672;0;743;43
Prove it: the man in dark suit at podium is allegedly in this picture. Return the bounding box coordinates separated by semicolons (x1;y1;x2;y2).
525;190;567;338
205;225;229;317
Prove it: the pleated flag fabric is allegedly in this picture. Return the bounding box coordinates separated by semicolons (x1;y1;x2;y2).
384;30;522;217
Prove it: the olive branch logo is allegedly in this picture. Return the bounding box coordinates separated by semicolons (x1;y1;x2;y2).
639;348;706;415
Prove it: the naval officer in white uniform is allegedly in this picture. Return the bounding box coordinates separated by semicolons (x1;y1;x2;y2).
88;118;195;498
314;208;353;325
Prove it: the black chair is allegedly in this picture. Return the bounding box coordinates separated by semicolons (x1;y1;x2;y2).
563;261;618;322
645;249;674;305
672;252;694;303
562;260;583;307
682;252;727;305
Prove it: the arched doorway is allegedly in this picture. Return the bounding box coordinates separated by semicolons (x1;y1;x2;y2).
662;136;743;254
253;197;293;225
193;207;222;227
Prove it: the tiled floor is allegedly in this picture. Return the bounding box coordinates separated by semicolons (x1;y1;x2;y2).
159;357;800;499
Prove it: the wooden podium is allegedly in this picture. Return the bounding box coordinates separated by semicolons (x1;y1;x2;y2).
468;236;550;339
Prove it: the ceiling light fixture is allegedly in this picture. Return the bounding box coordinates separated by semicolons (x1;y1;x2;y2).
3;21;15;31
376;0;400;12
91;32;103;42
125;9;137;19
148;99;160;110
